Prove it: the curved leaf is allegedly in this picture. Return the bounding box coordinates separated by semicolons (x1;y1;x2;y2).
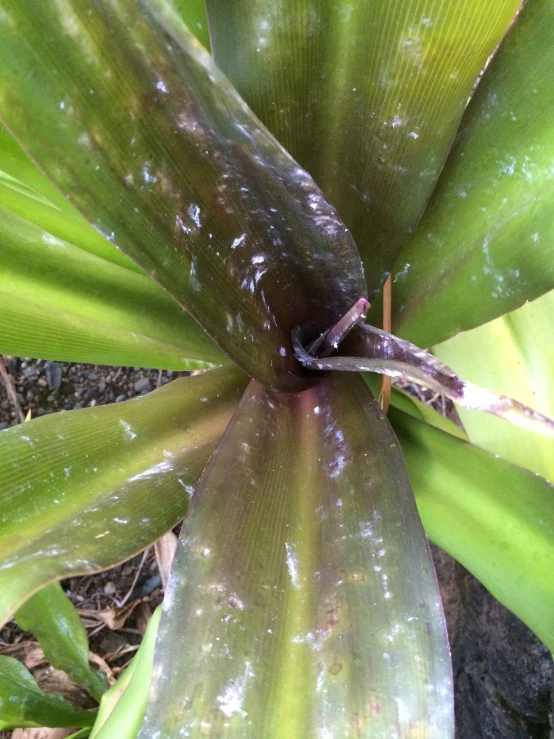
206;0;521;298
0;124;73;214
0;656;95;730
433;290;554;481
294;322;554;439
0;368;247;626
89;607;161;739
0;0;366;389
389;407;554;652
0;120;225;369
392;0;554;346
15;582;107;702
0;204;225;370
0;173;139;273
139;374;453;738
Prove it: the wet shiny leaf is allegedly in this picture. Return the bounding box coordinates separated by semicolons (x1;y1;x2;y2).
89;607;161;739
390;407;554;652
0;204;225;370
0;656;95;730
0;0;366;389
433;290;554;481
206;0;520;298
0;368;247;626
139;374;453;737
392;0;554;346
15;582;107;702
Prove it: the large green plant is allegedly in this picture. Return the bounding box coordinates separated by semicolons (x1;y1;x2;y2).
0;0;553;736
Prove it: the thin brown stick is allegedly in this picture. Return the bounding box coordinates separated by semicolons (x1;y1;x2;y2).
380;275;392;413
0;356;25;424
119;547;150;607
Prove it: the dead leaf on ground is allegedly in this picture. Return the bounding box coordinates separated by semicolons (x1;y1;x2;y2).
0;642;47;670
134;601;152;636
154;531;178;589
12;728;78;739
89;650;114;685
31;665;94;708
95;599;143;630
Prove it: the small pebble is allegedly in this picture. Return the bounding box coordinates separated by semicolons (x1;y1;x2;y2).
134;377;152;393
45;361;62;389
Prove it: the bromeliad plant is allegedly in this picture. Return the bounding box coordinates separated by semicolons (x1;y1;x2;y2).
0;0;553;735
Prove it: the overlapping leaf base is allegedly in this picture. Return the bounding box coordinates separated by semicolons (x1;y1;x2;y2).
139;374;453;738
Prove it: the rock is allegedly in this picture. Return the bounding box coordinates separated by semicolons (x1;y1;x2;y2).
134;377;151;393
115;394;127;403
103;581;116;596
44;361;62;389
432;544;553;738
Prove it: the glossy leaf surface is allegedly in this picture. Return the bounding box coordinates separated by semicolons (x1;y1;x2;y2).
139;374;453;738
207;0;520;298
90;607;161;739
0;368;247;626
0;0;366;389
390;407;554;652
391;0;554;347
0;204;225;370
15;582;107;701
0;656;95;730
434;290;554;481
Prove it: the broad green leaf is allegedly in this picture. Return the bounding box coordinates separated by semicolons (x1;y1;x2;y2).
89;607;161;739
173;0;211;50
390;407;554;652
0;124;73;213
0;173;140;272
0;204;225;370
15;582;107;702
0;123;141;272
433;290;554;481
391;0;554;347
206;0;520;298
0;368;247;626
0;656;95;730
0;0;366;389
139;375;453;737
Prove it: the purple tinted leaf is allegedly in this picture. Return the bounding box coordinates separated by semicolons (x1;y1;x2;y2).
139;374;452;737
